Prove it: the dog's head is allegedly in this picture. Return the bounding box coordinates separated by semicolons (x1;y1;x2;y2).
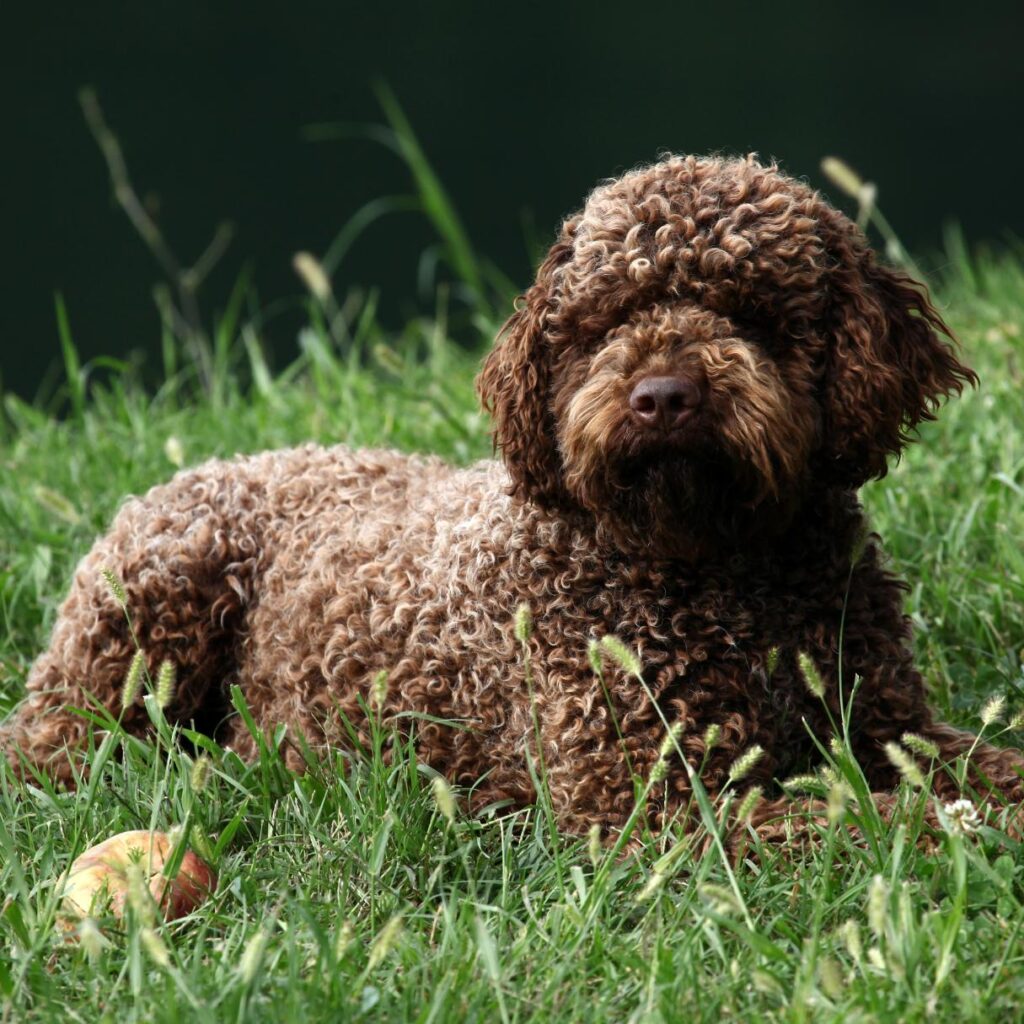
478;155;974;557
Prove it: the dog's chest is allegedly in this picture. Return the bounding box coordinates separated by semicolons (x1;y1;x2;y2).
589;556;837;676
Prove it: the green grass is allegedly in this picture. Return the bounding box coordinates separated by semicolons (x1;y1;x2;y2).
3;192;1024;1019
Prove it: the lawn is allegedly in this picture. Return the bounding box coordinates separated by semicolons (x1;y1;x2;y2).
1;208;1024;1020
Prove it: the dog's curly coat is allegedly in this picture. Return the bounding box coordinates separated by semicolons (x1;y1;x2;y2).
4;154;1022;841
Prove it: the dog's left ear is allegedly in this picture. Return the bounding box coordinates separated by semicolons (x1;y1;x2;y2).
818;221;976;485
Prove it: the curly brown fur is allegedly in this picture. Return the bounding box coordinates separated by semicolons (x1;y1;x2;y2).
3;154;1020;847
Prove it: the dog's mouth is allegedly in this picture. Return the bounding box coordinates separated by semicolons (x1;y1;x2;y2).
612;448;747;506
619;411;710;458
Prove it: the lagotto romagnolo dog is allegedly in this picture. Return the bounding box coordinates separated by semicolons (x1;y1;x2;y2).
3;154;1022;843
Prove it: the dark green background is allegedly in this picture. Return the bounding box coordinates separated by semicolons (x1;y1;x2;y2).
3;1;1022;398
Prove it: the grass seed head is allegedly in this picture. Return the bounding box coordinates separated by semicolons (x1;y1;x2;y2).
431;776;456;824
164;435;185;468
819;956;845;999
587;824;602;867
599;634;642;677
840;918;862;965
867;875;888;938
155;659;176;710
827;782;849;824
34;485;80;525
166;824;185;854
797;652;825;699
367;915;403;971
514;603;532;644
586;639;603;677
980;694;1005;727
703;723;721;751
77;917;108;961
125;861;155;927
752;971;785;998
334;921;355;962
728;744;764;784
292;251;332;302
121;650;146;710
658;720;685;760
140;927;171;969
238;926;270;984
190;826;215;865
370;670;389;711
884;741;925;788
821;157;865;199
190;754;213;793
900;732;940;759
101;567;127;606
781;773;820;794
698;883;741;916
736;784;763;822
637;870;666;902
764;646;780;679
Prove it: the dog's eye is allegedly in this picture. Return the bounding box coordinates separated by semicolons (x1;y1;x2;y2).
729;315;774;350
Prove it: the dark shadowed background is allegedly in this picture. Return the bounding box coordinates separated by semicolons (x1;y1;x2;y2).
3;0;1022;399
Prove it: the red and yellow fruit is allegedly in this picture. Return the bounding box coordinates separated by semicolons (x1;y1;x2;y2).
60;830;216;923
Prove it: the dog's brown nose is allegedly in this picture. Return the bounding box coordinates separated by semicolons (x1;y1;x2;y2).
629;375;702;431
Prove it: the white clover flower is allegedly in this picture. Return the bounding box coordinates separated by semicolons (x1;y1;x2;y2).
943;798;982;835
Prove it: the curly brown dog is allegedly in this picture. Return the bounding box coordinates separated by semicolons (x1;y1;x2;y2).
3;154;1022;842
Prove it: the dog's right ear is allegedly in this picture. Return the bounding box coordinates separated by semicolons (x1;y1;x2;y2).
477;234;574;505
815;207;976;486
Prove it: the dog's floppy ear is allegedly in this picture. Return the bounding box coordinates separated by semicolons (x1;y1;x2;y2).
818;218;976;486
477;232;574;505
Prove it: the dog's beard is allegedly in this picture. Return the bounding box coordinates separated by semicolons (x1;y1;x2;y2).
570;445;802;561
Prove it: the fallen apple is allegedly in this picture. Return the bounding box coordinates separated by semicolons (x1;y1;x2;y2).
60;829;216;923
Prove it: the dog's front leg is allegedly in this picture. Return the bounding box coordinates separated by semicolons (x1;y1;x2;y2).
802;544;1024;826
